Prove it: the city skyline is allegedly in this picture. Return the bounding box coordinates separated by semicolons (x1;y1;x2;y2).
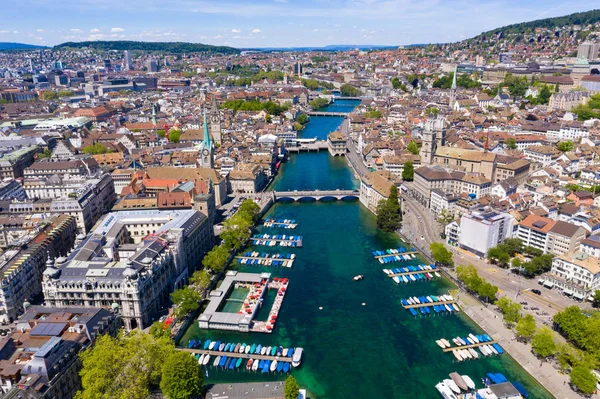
1;0;597;48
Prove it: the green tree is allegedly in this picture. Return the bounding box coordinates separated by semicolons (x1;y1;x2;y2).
308;98;329;110
160;350;204;399
156;129;166;138
511;257;522;270
296;113;309;125
376;186;401;232
505;138;517;150
487;247;510;268
402;161;414;181
456;264;498;301
168;129;181;143
532;327;557;359
553;306;588;347
502;238;523;256
190;269;211;290
76;332;174;399
42;91;58;100
284;375;300;399
515;314;536;340
340;84;360;97
570;365;598;395
149;320;172;339
170;286;201;318
237;199;261;223
83;142;109;155
407;140;419;155
37;148;52;159
495;297;522;326
202;245;230;273
430;242;454;267
557;141;574;152
57;90;74;97
593;290;600;308
437;209;455;225
537;85;552;104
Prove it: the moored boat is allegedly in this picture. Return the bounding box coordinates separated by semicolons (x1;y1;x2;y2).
236;358;243;368
441;338;451;347
203;354;211;366
435;382;458;399
198;354;204;365
436;339;445;349
444;379;461;394
462;375;476;390
277;361;284;372
213;355;221;367
449;372;469;391
292;347;303;367
209;341;216;350
252;359;260;371
247;359;253;370
282;362;290;373
452;350;463;362
270;360;278;372
234;343;241;352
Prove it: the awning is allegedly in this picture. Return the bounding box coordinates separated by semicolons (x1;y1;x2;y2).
543;280;554;288
563;289;574;296
573;292;585;300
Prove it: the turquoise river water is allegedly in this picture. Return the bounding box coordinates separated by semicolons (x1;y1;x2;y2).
180;100;553;399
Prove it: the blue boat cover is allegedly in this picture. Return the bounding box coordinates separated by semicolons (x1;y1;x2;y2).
511;381;529;398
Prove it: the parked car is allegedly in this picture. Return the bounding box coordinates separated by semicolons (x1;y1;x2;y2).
531;289;542;295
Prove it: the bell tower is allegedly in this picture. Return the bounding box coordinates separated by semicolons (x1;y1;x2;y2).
198;109;214;169
209;96;222;145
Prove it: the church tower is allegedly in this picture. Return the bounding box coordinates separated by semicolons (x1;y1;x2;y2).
209;96;222;145
198;109;214;169
419;114;446;165
449;65;458;110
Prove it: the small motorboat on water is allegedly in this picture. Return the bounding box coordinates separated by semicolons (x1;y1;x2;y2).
449;372;469;391
203;355;211;366
444;379;461;394
353;275;364;281
436;382;458;399
436;339;446;349
213;356;221;367
441;338;451;347
462;375;476;390
452;350;463;361
270;360;278;372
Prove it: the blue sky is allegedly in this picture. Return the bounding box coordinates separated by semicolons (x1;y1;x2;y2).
0;0;596;48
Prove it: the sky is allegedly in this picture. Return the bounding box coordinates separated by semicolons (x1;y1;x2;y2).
0;0;596;48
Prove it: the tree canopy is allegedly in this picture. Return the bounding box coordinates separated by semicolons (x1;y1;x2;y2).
531;327;557;359
160;350;204;399
56;40;239;54
170;286;201;318
570;365;598;395
284;375;300;399
222;99;289;116
340;84;361;97
83;142;110;155
456;264;499;301
402;161;414;181
376;186;401;232
515;314;537;341
557;141;575;152
407;141;419;155
430;242;454;267
495;297;522;326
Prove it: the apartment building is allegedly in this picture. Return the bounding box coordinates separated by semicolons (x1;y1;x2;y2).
548;252;600;300
516;214;586;255
359;171;395;213
458;209;515;257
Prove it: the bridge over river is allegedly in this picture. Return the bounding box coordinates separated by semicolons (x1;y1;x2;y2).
272;189;359;201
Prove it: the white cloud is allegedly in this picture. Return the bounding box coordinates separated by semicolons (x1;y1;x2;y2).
36;29;45;33
71;28;83;32
274;0;287;3
0;30;9;34
111;27;125;32
231;28;241;33
252;28;261;33
12;31;18;34
90;28;101;33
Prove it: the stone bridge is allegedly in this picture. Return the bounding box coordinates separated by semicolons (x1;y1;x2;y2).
272;189;359;201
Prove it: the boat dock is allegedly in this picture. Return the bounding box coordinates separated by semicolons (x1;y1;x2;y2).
263;219;297;229
375;251;418;259
250;278;288;333
236;252;295;267
389;269;439;277
402;299;459;310
181;348;292;363
442;340;499;352
383;265;442;284
251;234;303;247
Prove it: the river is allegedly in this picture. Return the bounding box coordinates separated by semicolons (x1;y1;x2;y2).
180;99;553;399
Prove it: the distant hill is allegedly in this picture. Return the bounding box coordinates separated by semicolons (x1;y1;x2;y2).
0;42;47;50
246;44;399;52
476;9;600;38
54;40;240;54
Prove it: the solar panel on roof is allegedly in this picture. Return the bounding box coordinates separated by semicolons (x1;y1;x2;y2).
35;336;62;358
29;322;67;337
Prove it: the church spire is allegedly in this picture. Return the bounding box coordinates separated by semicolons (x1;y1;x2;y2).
451;65;458;90
202;108;211;150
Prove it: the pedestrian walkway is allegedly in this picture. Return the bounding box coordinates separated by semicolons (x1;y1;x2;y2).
461;300;574;399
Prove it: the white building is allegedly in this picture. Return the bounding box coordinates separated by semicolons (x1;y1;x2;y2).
516;215;587;255
458;209;514;257
549;252;600;300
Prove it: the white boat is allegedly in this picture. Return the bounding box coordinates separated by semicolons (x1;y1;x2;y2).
479;346;489;356
407;298;414;305
402;276;409;283
441;339;451;348
452;338;460;346
462;375;476;390
452;304;460;312
252;358;260;371
468;334;479;344
208;341;216;350
457;337;466;346
213;355;221;367
282;348;288;356
353;275;364;281
378;258;384;264
436;340;446;349
468;348;479;358
245;345;251;354
435;272;441;278
292;347;303;367
466;337;474;345
414;297;421;304
383;269;390;275
489;344;499;355
203;354;211;366
461;349;472;359
436;382;458;399
452;350;463;362
444;379;461;394
392;276;400;284
198;354;204;365
445;304;453;312
261;346;268;355
270;360;278;372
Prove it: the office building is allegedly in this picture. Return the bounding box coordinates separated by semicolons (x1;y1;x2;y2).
42;209;213;329
147;59;158;73
458;209;514;257
124;50;132;70
516;215;587;255
577;41;599;61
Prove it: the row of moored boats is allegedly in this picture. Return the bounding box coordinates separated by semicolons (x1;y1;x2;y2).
375;250;416;264
436;371;528;399
435;333;504;361
238;252;295;267
384;265;441;284
263;218;297;229
403;295;460;316
436;372;477;398
251;234;302;247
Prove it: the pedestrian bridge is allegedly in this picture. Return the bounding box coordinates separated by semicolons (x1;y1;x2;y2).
273;189;359;201
306;111;349;117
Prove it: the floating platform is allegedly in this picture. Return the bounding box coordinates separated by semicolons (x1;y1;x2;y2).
236;252;295;268
372;248;418;264
263;219;297;229
383;265;441;284
401;294;460;311
251;234;303;247
181;348;294;363
435;334;505;361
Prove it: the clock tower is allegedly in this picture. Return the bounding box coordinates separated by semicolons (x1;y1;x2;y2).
209;96;222;145
198;109;214;169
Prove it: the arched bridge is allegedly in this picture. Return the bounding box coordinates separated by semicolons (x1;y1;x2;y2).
272;189;359;201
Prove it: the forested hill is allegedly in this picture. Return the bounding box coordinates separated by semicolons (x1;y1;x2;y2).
54;41;240;54
476;9;600;38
